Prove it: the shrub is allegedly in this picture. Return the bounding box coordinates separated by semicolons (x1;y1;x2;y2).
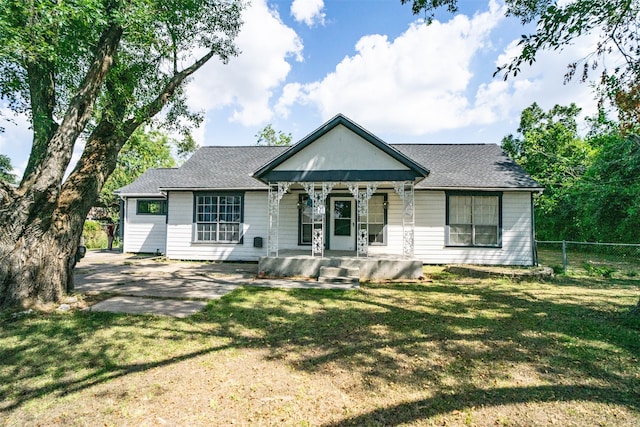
83;220;107;249
582;262;615;278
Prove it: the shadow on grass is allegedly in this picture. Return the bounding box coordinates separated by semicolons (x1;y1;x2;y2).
1;273;639;423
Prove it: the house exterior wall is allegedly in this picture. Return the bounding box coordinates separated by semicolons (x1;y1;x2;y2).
128;188;535;265
409;191;534;265
360;190;533;265
122;197;167;254
165;191;270;261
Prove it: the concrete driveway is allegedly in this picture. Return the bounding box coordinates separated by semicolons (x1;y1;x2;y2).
74;250;355;317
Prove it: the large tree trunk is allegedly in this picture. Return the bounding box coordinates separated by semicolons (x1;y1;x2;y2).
0;24;123;308
0;22;219;308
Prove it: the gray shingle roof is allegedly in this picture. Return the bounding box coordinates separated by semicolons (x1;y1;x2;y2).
114;168;179;196
393;144;542;190
115;143;541;195
161;146;287;190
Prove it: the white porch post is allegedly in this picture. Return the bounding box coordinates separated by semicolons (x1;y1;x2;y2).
393;181;415;258
267;182;291;257
301;182;334;257
347;182;378;257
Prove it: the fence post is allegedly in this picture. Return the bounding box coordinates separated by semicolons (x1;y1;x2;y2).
562;240;567;274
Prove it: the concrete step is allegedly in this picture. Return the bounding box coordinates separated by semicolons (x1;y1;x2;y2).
318;266;359;285
318;276;360;285
319;266;359;278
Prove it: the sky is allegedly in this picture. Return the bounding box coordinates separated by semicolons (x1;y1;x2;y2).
1;0;604;180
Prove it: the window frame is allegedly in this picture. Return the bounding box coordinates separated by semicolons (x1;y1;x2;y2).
445;191;502;248
193;192;244;244
136;199;167;215
298;194;314;246
367;193;387;246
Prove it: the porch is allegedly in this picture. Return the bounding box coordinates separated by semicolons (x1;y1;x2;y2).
258;250;424;281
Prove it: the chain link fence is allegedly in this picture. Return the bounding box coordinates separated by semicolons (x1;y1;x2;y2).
536;240;640;278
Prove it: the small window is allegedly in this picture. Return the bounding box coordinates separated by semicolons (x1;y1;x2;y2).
299;195;313;245
137;199;167;215
368;195;386;245
194;193;243;243
447;193;501;247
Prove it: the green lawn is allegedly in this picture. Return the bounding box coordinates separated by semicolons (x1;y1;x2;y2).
1;270;639;426
538;245;640;278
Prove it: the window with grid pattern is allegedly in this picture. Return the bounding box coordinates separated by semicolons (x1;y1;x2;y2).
195;194;242;242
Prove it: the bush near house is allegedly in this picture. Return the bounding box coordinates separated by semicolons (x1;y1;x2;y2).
82;220;108;249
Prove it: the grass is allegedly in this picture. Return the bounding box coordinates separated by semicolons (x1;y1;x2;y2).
1;270;639;426
538;246;640;278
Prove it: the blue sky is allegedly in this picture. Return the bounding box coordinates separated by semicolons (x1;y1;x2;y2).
1;0;602;179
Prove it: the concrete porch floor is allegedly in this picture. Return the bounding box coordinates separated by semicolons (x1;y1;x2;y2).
258;250;424;280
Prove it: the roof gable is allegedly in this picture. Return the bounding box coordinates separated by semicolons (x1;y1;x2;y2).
254;114;430;182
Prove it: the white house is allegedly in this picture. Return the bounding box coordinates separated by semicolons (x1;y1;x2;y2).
116;114;543;272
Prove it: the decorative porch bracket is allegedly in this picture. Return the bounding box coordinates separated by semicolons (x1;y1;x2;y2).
301;182;334;257
393;181;415;258
267;182;291;257
347;182;378;257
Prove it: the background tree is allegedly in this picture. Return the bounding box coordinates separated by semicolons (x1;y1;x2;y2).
0;0;242;307
99;128;177;219
175;133;200;164
0;154;16;184
575;132;640;243
502;103;592;240
255;124;292;146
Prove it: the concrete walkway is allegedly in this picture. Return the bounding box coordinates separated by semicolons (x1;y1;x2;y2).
74;250;357;318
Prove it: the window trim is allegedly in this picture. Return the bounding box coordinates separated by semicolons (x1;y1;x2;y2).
298;194;313;246
445;191;502;248
136;199;167;215
367;193;388;246
193;192;244;244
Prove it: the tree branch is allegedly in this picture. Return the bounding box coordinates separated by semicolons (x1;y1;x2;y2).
19;23;123;197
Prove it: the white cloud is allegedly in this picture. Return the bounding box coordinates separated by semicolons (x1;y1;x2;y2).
291;0;325;27
185;0;303;127
276;0;602;139
277;1;507;135
477;32;603;135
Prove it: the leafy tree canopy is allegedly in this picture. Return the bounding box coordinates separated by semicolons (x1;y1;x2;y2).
0;0;243;307
502;102;592;240
99;128;178;215
0;154;16;184
255;124;292;146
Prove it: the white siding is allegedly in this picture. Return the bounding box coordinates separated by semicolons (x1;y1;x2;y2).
274;125;409;172
161;189;535;265
410;191;534;265
165;191;270;261
122;198;167;254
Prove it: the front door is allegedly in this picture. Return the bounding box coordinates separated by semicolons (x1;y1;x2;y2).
330;197;355;251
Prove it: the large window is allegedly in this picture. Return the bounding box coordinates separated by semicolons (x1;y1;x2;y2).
195;193;243;243
137;199;167;215
447;193;501;247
